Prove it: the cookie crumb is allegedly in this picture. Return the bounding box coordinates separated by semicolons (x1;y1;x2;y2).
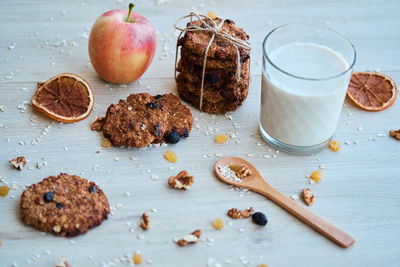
227;207;254;219
390;129;400;140
302;188;316;206
102;138;112;148
139;213;150;230
177;229;202;246
9;156;26;170
90;117;104;131
168;170;194;190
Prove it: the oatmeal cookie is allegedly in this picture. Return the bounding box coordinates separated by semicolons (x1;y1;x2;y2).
177;84;247;113
178;18;250;62
20;173;110;237
102;93;168;148
177;58;249;89
154;93;193;143
180;46;249;69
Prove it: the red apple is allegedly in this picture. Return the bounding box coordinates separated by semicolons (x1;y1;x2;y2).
88;4;156;84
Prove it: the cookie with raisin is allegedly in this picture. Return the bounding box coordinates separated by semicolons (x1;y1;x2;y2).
20;173;110;237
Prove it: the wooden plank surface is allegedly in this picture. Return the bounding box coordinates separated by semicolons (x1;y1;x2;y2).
0;0;399;266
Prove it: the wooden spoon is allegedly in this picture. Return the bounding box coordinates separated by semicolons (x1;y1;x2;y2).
214;156;355;248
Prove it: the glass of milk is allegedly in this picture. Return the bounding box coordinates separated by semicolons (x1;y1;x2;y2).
260;24;356;154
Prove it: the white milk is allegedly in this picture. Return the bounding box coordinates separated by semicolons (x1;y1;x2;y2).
260;43;351;147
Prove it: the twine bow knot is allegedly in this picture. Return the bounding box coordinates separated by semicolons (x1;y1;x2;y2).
174;12;251;110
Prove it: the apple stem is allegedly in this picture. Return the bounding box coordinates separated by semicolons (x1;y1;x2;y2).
126;3;134;22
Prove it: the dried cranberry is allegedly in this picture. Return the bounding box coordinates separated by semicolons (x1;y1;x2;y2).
43;191;54;203
208;74;219;83
56;202;64;209
88;185;98;193
252;212;268;226
146;102;158;109
165;131;180;144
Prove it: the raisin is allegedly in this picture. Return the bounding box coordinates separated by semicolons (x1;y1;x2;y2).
165;150;178;162
88;185;98;193
207;11;217;19
215;134;228;143
153;123;162;136
311;170;323;182
0;185;10;197
146;102;158;109
56;202;64;209
194;65;202;72
228;71;235;77
329;140;341;152
43;191;54;203
213;218;224;230
154;94;163;100
252;212;268;226
208;74;219;83
132;253;143;264
165;131;180;144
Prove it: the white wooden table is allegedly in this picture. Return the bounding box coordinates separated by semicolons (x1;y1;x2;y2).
1;0;399;266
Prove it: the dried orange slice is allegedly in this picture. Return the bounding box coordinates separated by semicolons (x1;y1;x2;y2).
347;72;397;111
32;73;94;123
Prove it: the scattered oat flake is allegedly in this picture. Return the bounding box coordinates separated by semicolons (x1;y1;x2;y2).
218;164;241;182
291;194;300;200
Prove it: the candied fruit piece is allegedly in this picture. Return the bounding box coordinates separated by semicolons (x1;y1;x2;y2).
213;218;224;230
329;140;341;151
132;253;143;264
311;170;323;182
207;11;217;19
0;185;10;197
215;134;228;144
165;150;178;163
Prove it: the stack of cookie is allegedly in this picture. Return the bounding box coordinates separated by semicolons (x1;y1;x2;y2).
176;17;250;114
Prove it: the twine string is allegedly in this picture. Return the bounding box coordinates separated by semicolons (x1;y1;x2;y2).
174;12;251;110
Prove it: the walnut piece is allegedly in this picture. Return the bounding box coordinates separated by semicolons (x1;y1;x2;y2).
302;188;316;206
227;207;254;219
9;156;26;170
177;229;202;246
168;170;194;190
139;212;150;230
390;129;400;140
229;164;252;178
56;257;71;267
91;117;105;131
